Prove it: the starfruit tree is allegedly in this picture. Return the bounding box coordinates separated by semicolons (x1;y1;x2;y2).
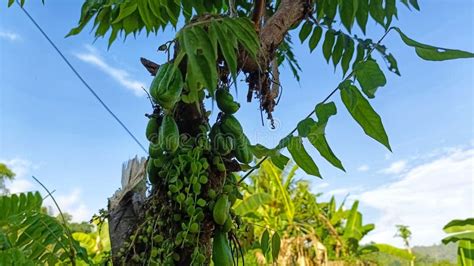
8;0;474;265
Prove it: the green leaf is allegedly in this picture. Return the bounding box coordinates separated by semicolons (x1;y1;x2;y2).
394;28;474;61
297;118;316;138
179;25;218;95
369;0;385;26
442;232;474;244
112;2;138;24
332;34;345;68
122;12;139;35
400;0;410;9
356;0;369;34
307;102;345;171
409;0;420;11
353;43;366;69
271;153;290;170
315;101;337;125
222;18;259;59
339;0;358;33
341;38;355;75
211;21;238;80
261;229;270;254
322;30;335;63
385;0;397;28
354;59;387;98
299;21;313;43
162;0;180;27
137;0;155;31
309;26;323;52
458;240;474;266
8;0;14;7
386;53;401;76
148;0;167;26
271;232;281;261
369;244;415;260
343;201;362;240
340;82;391;151
287;136;321;178
323;0;338;22
234;193;272;216
444;218;474;234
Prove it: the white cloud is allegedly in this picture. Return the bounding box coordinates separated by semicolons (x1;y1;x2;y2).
45;189;92;222
74;45;146;96
357;165;370;172
2;158;92;222
0;30;20;41
327;186;364;196
314;182;329;189
358;148;474;246
380;160;407;175
1;158;35;193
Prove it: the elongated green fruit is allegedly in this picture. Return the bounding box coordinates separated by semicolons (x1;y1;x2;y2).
150;63;183;111
158;114;180;153
222;217;233;233
235;134;253;164
212;229;233;266
149;143;162;158
216;89;240;114
147;159;159;184
146;117;160;143
220;114;243;137
213;195;229;225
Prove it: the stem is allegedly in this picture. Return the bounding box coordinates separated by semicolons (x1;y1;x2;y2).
32;176;77;266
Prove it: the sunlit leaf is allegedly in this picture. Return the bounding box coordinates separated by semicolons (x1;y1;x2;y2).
287;136;321;178
444;218;474;234
340;82;391;151
394;27;474;61
354;59;387;98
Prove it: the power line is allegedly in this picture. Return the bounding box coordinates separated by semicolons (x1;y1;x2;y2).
17;2;148;154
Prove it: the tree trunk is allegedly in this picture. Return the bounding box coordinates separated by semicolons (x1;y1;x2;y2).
106;1;311;264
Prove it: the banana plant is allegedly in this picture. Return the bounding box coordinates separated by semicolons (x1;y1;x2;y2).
234;160;327;264
442;218;474;266
235;160;415;264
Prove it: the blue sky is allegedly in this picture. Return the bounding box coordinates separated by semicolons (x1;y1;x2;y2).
1;0;473;247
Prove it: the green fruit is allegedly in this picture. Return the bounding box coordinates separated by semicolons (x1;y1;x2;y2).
146;117;160;143
213;195;229;225
158;114;180;153
235;135;253;164
220;114;243;137
147;160;159;184
216;89;240;114
222;218;233;233
215;134;234;156
223;185;233;193
150;63;183;111
212;229;233;266
189;223;199;233
149;143;162;158
208;189;217;199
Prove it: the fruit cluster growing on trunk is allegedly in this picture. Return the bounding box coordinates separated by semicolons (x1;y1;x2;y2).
116;60;253;265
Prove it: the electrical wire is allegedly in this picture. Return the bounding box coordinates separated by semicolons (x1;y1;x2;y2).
17;2;148;154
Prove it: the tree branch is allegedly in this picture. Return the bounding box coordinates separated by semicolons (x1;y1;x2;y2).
243;0;309;72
